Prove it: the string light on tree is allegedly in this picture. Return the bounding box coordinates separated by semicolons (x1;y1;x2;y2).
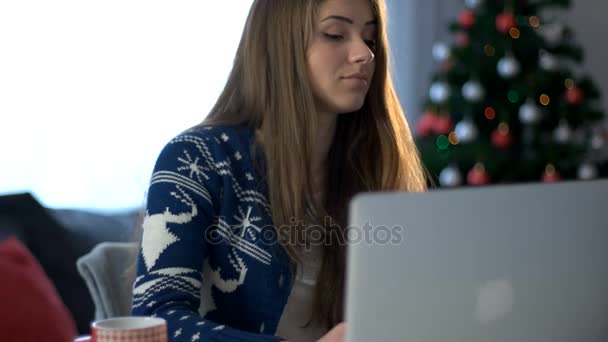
436;135;450;150
484;106;496;120
439;165;463;187
507;89;521;103
539;94;551;106
564;78;575;89
509;27;521;39
529;16;540;28
483;44;496;57
462;80;486;102
448;132;460;145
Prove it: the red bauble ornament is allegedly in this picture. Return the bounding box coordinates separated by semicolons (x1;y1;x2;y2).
542;164;562;183
491;130;513;149
496;13;517;33
467;163;491;186
455;32;469;48
416;111;437;137
565;87;584;105
433;115;455;135
458;10;476;29
491;123;513;148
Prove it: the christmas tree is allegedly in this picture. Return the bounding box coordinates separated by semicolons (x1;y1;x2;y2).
415;0;608;187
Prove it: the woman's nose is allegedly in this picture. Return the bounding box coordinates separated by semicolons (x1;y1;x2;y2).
349;39;375;64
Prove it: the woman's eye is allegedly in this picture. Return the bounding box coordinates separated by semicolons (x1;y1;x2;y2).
323;33;343;41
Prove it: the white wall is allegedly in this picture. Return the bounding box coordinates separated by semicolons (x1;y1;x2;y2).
564;0;608;111
0;1;252;210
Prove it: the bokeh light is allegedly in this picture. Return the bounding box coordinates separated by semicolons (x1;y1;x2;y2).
509;28;521;39
448;132;459;145
508;90;520;103
436;135;450;150
484;107;496;120
484;44;496;56
539;94;550;106
529;16;540;28
498;122;510;134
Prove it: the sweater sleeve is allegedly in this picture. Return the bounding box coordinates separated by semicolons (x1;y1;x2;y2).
131;132;280;342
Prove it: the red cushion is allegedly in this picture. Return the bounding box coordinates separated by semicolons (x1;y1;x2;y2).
0;237;77;341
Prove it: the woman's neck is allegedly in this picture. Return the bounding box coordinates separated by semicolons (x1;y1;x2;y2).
254;112;337;191
311;112;337;192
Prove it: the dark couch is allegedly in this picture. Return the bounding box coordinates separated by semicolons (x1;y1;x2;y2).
0;192;141;334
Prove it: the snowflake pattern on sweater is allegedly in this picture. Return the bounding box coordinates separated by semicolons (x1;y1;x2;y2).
132;125;293;342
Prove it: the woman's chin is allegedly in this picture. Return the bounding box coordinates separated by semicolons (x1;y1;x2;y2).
332;100;366;114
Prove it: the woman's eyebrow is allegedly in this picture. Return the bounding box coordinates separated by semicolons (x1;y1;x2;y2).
321;15;377;26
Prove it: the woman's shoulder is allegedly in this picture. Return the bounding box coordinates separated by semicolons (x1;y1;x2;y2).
157;124;256;167
175;124;255;147
150;124;258;187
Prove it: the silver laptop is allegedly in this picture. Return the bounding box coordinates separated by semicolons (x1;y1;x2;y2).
345;180;608;342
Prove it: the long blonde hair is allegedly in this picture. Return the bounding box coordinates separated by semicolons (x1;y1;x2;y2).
201;0;426;329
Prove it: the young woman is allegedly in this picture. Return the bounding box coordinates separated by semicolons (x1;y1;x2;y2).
131;0;426;341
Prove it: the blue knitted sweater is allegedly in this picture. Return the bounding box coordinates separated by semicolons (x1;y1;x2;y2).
132;125;295;341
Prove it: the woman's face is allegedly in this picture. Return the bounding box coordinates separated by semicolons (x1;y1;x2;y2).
306;0;377;116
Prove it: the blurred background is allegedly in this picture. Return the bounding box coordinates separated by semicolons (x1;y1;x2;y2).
1;0;606;211
402;0;608;187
